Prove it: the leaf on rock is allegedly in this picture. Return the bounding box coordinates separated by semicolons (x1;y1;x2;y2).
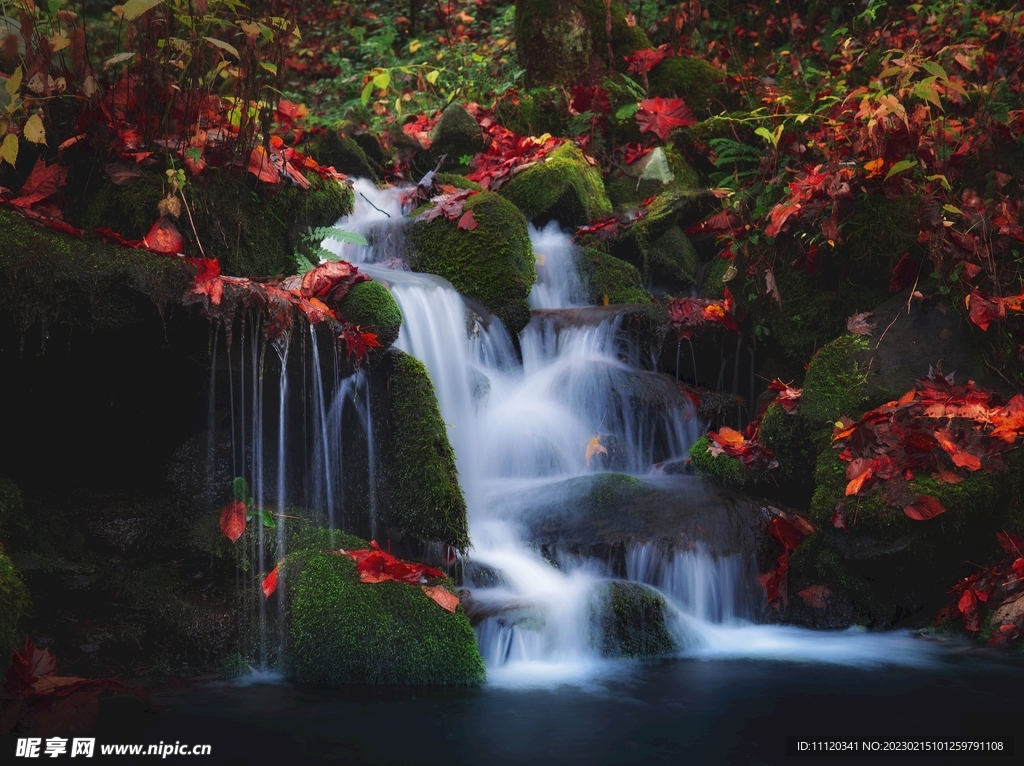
299;260;369;302
797;584;831;609
422;585;459;613
10;158;65;208
248;145;280;184
904;495;946;521
143;216;183;254
846;311;876;336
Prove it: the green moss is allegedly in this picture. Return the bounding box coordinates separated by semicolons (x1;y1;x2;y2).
428;103;485;172
499;143;612;227
800;335;873;437
288;524;367;555
0;551;31;673
78;168;354;278
627;187;716;247
592;581;675;658
578;0;651;69
435;173;484;192
335;280;402;352
308;131;381;181
0;209;191;336
758;402;815;495
381;351;469;549
645;226;698;291
284;549;484;686
648;57;727;117
688;435;747;490
576;248;651;304
699;255;736;299
408;191;535;334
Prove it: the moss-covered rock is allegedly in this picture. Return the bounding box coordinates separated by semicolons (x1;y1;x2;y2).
515;0;649;87
576;248;651;304
434;173;484;192
800;335;876;443
0;209;191;335
335;280;402;353
380;351;469;549
0;551;31;674
688;435;748;490
78;169;354;278
284;548;484;686
645;225;698;293
757;402;815;502
613;188;718;273
428;103;485;171
307;131;382;181
648;56;728;117
591;581;675;658
499;142;612;227
791;448;1020;627
408;191;534;334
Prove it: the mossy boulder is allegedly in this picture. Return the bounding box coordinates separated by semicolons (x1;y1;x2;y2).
644;225;698;293
0;551;31;674
576;248;651;305
308;131;382;181
434;173;484;192
648;56;728;117
591;581;676;658
515;0;650;87
800;335;875;439
0;209;191;335
790;448;1020;627
78;169;354;278
499;142;612;227
335;280;402;353
284;548;484;686
688;435;748;490
408;191;534;334
613;188;718;272
428;103;485;171
379;350;469;549
757;402;815;502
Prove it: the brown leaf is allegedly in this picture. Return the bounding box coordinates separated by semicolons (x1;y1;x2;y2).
422;585;460;613
904;495;946;521
846;311;876;336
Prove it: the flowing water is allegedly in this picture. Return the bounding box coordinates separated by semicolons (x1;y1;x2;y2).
321;181;947;685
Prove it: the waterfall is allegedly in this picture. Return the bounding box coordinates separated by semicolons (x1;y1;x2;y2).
320;183;941;680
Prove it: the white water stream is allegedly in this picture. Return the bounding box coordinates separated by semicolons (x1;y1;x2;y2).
324;179;938;685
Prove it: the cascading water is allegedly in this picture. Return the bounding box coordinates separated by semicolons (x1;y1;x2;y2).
323;181;939;684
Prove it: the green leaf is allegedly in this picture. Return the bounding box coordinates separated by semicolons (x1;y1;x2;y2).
232;477;250;502
926;173;951;191
942;204;963;215
614;103;640;121
260;509;276;529
920;60;948;80
259;61;278;75
5;66;22;97
425;69;440;85
372;70;391;90
204;36;240;59
122;0;162;22
884;158;918;181
878;66;902;79
912;77;941;108
1;133;18;167
322;227;368;246
360;80;374;108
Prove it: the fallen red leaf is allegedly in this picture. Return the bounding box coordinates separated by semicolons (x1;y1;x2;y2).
248;146;281;184
903;495;946;521
422;585;459;613
143;216;184;254
10;159;66;209
300;260;369;302
797;584;831;609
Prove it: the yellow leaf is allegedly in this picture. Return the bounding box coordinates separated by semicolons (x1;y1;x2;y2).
409;39;421;53
5;66;22;97
585;435;608;467
1;133;18;167
23;114;46;145
50;33;70;52
122;0;162;22
425;69;439;85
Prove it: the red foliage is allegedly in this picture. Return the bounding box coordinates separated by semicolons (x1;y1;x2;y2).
666;286;739;339
416;188;477;224
9;159;66;210
760;512;814;606
262;562;281;599
219;500;247;543
768;379;802;414
299;260;370;302
569;85;611;117
635;98;696;141
941;531;1024;644
338;541;445;585
142;217;184;254
625;47;669;76
466;111;564;191
832;373;1024;521
966;290;1024;332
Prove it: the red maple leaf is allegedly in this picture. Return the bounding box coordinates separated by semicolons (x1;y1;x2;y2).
10;159;67;209
143;216;184;254
625;47;669;76
635;98;697;141
569;85;612;116
299;260;369;302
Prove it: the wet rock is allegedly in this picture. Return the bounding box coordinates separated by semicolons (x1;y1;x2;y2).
500;143;612;228
591;581;676;658
429;103;485;167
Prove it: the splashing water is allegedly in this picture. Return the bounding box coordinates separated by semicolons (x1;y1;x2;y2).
326;183;939;684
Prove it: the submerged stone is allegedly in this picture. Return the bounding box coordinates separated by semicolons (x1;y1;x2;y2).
284;549;484;686
591;581;676;658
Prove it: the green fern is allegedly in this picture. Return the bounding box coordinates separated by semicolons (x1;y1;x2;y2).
292;226;368;276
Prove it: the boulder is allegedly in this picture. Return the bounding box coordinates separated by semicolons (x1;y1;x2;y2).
284;548;484;686
408;191;535;335
591;580;676;658
499;142;612;227
334;279;403;355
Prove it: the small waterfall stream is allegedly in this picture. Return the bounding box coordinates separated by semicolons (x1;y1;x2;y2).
323;182;940;683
